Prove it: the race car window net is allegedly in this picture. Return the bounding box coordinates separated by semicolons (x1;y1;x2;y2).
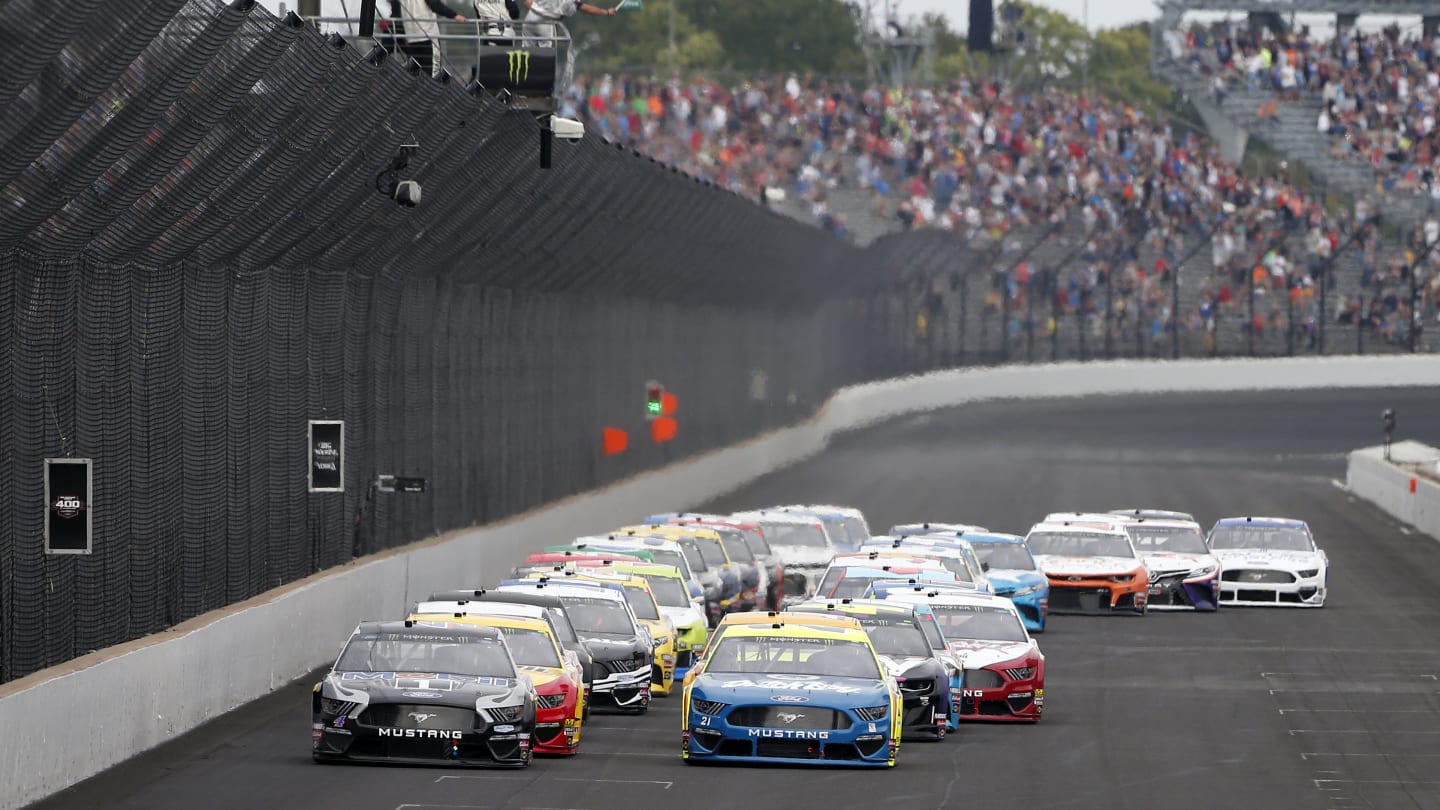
864;624;932;658
1128;526;1210;554
1026;531;1135;559
1206;526;1314;552
622;586;661;620
560;598;637;637
642;575;691;608
931;606;1028;643
971;543;1038;571
336;634;517;678
761;523;829;548
706;636;882;680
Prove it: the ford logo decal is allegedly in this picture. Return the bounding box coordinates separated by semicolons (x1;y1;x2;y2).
770;695;809;703
402;691;443;699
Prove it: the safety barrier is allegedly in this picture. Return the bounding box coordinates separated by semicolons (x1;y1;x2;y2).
1347;441;1440;540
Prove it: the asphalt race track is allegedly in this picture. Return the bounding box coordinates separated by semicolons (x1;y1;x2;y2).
33;388;1440;810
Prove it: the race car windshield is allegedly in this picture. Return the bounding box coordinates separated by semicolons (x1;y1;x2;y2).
843;517;870;545
498;628;562;669
739;527;772;556
1129;526;1209;554
818;570;879;599
543;608;579;644
720;534;755;563
622;586;660;620
336;633;516;678
1208;526;1314;552
1026;531;1134;558
673;542;708;573
690;537;728;567
864;624;933;658
972;543;1037;571
707;636;882;680
762;523;829;548
650;549;690;577
642;576;690;607
561;598;635;637
931;606;1028;643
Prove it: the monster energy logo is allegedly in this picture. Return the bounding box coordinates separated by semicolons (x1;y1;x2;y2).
508;50;531;84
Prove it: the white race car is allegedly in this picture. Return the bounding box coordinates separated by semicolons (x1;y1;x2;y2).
1115;517;1223;612
1207;517;1327;607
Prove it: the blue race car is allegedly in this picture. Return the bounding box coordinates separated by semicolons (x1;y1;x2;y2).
682;622;902;767
957;532;1050;632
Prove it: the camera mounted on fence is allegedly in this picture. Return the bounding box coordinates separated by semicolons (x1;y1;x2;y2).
375;143;422;208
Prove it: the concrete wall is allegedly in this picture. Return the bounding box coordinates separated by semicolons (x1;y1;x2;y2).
1347;440;1440;540
4;354;1440;809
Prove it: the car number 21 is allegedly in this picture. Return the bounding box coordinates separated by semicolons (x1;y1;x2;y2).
699;715;711;726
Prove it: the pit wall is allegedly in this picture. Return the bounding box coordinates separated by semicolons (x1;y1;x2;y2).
1347;439;1440;540
4;354;1439;810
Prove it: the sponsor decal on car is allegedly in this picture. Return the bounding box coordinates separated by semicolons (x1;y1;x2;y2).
718;679;867;693
376;728;465;739
746;728;831;739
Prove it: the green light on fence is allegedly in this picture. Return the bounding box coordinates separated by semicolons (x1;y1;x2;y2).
647;399;662;415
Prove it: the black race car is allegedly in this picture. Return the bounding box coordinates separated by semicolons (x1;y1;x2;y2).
312;620;537;767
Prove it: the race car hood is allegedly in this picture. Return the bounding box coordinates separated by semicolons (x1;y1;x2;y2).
944;639;1034;670
578;636;648;662
324;671;524;707
876;654;941;680
1211;548;1324;571
985;569;1047;594
692;672;889;701
770;546;834;568
516;665;565;689
1142;552;1215;576
1034;555;1143;577
660;605;705;633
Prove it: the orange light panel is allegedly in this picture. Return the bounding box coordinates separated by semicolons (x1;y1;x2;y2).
602;427;629;455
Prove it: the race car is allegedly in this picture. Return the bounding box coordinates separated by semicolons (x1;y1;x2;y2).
1116;517;1223;611
789;599;952;740
409;602;586;754
731;510;836;607
495;580;653;712
1025;521;1149;615
428;588;595;704
858;537;994;594
889;522;990;537
817;556;960;599
882;590;1044;722
647;513;785;611
582;531;723;623
955;532;1049;631
684;610;865;689
519;569;679;697
767;505;872;553
1109;508;1198;523
1208;516;1327;607
312;621;537;767
580;560;709;682
681;623;902;767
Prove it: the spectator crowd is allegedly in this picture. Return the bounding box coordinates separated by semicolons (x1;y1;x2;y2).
564;69;1438;352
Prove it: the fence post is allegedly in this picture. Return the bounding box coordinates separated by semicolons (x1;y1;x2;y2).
1026;274;1036;363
